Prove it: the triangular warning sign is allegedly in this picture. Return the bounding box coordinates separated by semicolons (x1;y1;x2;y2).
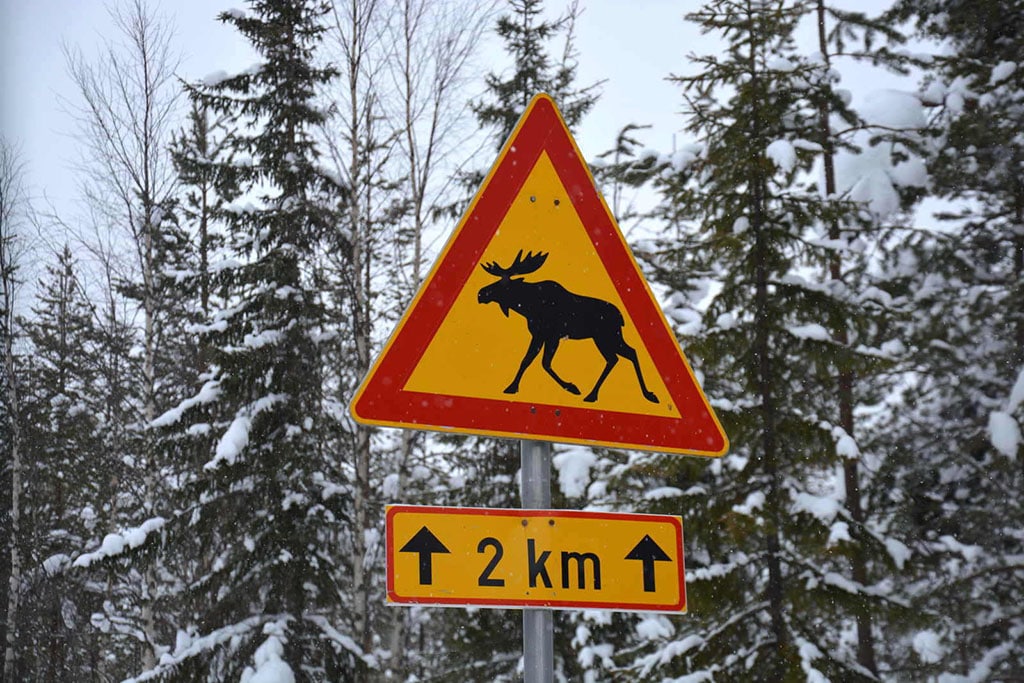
351;94;727;457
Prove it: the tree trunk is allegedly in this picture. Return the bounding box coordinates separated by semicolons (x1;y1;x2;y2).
2;365;22;683
1;301;22;683
747;15;788;665
752;173;788;664
816;1;877;674
1;140;24;683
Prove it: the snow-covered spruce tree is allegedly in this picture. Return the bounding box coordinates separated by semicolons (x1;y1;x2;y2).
91;96;239;683
430;1;601;680
162;104;239;496
128;1;350;679
456;0;599;528
59;241;141;679
16;247;111;681
867;0;1024;676
170;102;237;322
802;3;920;675
100;201;215;678
440;0;599;224
67;256;201;681
609;0;922;678
472;0;598;150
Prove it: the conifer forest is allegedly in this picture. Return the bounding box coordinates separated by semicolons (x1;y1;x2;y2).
1;0;1023;680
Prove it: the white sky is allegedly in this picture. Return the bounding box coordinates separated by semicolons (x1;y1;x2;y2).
1;0;908;222
1;0;253;211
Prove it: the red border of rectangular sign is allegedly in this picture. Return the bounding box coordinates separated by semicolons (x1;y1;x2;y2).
385;505;687;612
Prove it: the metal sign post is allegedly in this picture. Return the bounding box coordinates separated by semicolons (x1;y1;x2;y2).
521;439;554;683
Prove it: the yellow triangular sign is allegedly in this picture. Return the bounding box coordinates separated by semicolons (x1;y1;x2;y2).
351;94;727;456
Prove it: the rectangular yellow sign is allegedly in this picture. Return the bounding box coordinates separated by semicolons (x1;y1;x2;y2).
386;505;686;612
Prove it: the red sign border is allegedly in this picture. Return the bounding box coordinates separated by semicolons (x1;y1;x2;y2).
385;504;687;612
351;94;727;457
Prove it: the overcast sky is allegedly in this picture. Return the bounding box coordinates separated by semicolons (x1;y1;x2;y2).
1;0;906;224
2;0;253;208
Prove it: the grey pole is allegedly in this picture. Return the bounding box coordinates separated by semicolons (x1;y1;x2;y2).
521;439;554;683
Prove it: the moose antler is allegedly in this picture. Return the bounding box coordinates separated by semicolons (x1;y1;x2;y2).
480;250;548;278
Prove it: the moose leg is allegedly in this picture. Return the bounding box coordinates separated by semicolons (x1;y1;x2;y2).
505;336;543;394
620;342;659;403
541;339;580;395
584;350;618;403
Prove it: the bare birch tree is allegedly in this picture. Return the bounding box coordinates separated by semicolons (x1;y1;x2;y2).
321;1;396;670
1;138;27;683
319;0;494;674
63;0;181;669
380;0;496;673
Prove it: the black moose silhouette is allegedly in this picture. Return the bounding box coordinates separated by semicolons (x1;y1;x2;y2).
477;250;659;404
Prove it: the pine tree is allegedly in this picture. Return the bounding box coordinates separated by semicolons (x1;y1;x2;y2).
129;1;350;679
16;247;109;681
473;0;599;148
609;0;923;678
871;0;1024;676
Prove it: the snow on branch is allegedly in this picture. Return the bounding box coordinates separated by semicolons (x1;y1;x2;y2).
644;634;705;671
201;62;263;88
766;139;797;173
989;61;1017;86
912;630;944;664
125;616;268;682
833;88;929;217
151;379;221;428
787;323;832;342
795;638;828;683
205;393;287;470
644;487;685;501
306;615;379;669
73;517;165;568
791;492;841;523
242;621;295;683
989;365;1024;459
552;446;596;498
989;411;1021;460
1008;367;1024;414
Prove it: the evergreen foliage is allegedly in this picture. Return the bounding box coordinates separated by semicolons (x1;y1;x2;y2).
875;0;1024;676
134;1;352;679
12;247;119;680
473;0;599;148
7;0;1024;680
605;0;924;678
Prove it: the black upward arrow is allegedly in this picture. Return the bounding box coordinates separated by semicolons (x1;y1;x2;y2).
399;526;450;585
625;535;672;592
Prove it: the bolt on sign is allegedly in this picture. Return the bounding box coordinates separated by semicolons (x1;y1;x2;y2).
350;93;727;457
386;505;687;612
